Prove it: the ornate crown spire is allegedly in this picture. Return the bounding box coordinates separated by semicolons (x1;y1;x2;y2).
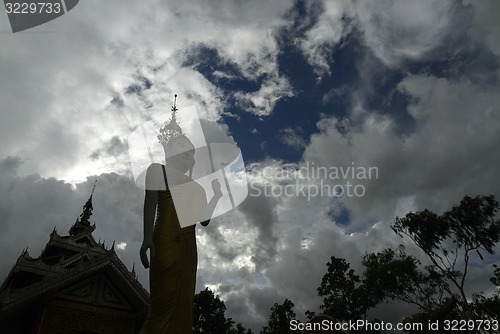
157;94;183;146
69;180;97;236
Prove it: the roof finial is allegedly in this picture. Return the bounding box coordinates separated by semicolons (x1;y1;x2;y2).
68;179;98;236
91;179;97;197
172;94;178;112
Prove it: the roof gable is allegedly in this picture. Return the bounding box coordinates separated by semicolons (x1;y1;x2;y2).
0;189;149;320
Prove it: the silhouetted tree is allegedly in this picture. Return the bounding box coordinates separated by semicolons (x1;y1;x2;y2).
311;195;499;333
193;288;252;334
391;195;500;315
362;245;448;313
317;257;374;321
304;309;317;321
474;264;500;320
231;322;254;334
261;299;297;334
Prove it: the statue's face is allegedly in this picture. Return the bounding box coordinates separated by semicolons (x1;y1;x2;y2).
165;136;195;173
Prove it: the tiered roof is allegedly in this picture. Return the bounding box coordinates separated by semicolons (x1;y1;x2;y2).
0;188;149;320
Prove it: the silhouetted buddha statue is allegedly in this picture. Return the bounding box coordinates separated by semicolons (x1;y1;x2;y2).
139;98;222;333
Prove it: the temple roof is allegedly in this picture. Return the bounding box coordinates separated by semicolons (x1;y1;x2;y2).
0;188;149;319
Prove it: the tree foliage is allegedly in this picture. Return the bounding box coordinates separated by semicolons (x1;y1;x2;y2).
261;299;296;334
391;195;500;313
317;247;448;324
232;322;254;334
317;257;375;321
193;287;252;334
474;264;500;320
311;195;500;331
362;245;448;313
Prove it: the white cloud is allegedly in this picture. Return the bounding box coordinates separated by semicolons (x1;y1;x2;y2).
303;73;500;229
296;0;351;78
0;0;295;183
234;75;294;116
279;127;307;149
116;241;127;250
294;0;471;76
353;0;458;67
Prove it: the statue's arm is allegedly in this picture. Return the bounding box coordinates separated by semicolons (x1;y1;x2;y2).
143;189;157;241
199;179;222;226
140;164;160;268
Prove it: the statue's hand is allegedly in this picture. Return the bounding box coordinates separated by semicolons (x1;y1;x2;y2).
212;179;223;198
140;239;155;269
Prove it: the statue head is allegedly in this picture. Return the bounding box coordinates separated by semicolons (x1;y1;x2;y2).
157;100;195;174
163;134;195;174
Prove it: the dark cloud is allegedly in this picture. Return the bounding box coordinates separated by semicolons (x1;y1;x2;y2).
110;95;125;108
106;136;129;156
238;194;279;271
225;285;283;330
125;75;154;96
89;136;129;161
0;156;23;174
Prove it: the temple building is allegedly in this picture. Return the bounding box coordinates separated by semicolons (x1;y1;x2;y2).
0;189;149;334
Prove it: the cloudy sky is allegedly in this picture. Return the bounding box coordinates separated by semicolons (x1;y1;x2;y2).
1;0;500;330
